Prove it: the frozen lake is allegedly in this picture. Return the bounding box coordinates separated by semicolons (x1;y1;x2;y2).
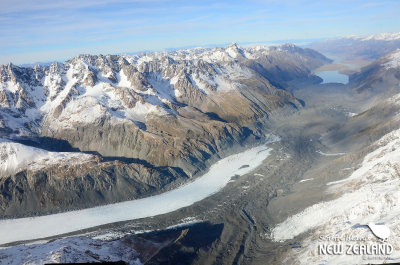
0;138;278;245
316;70;348;84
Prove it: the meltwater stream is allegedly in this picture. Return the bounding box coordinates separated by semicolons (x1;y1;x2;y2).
0;138;278;245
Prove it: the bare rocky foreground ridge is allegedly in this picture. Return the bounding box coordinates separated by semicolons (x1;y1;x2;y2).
0;43;330;218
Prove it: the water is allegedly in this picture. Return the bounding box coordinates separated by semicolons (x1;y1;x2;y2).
0;139;278;245
316;70;349;84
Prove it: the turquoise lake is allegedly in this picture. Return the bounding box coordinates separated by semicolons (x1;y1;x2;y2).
316;70;349;84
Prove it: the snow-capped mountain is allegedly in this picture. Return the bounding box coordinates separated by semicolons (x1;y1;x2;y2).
343;32;400;42
308;32;400;60
0;43;327;136
349;48;400;94
0;43;328;169
0;43;330;218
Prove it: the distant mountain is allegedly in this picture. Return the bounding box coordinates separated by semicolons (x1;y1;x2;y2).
308;32;400;60
349;48;400;94
0;43;330;217
18;61;56;68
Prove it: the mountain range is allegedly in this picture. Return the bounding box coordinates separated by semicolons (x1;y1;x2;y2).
0;43;331;217
308;32;400;60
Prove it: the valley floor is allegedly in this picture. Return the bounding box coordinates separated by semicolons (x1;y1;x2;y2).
1;80;399;265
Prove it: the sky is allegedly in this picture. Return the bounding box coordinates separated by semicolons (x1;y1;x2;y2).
0;0;399;65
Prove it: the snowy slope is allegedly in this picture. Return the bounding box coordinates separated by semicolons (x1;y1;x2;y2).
0;139;96;175
382;48;400;69
271;113;400;264
0;236;142;265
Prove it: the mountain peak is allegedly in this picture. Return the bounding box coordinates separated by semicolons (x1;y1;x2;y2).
228;42;239;48
225;42;244;58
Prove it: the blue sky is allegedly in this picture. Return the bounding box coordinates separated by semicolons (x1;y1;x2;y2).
1;0;399;64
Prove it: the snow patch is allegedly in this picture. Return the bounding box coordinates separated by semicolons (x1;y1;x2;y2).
118;69;132;88
383;49;400;69
317;150;346;156
52;97;107;128
1;81;19;93
147;72;176;102
0;141;95;174
40;64;78;114
124;101;166;123
347;112;357;117
299;178;313;183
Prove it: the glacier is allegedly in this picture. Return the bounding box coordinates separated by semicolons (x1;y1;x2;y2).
0;137;278;245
